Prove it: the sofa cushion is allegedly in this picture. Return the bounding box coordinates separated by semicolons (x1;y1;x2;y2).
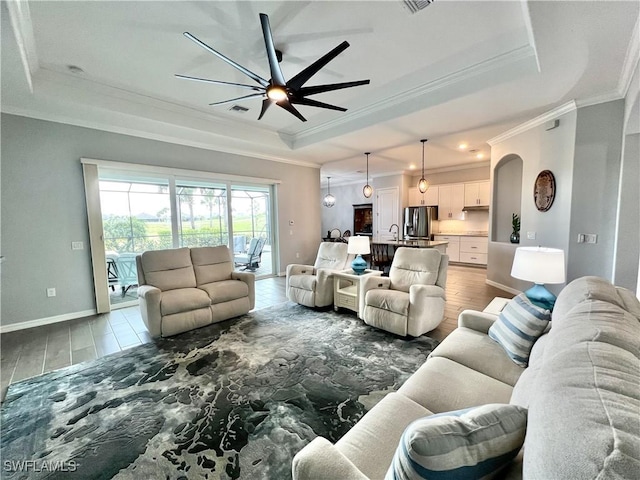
191;246;233;285
488;294;551;367
199;279;249;305
385;404;527;480
140;247;197;291
389;248;441;293
552;275;626;321
429;327;525;387
160;287;211;316
336;392;432;480
398;357;514;414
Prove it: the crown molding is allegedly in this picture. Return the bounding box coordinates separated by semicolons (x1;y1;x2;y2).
292;44;535;149
487;100;577;145
5;0;39;93
576;90;624;109
2;106;321;170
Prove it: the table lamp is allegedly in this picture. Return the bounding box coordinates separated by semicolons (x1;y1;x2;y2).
348;236;370;275
511;246;566;310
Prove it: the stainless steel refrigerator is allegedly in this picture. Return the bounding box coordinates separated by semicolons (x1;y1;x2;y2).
404;206;438;239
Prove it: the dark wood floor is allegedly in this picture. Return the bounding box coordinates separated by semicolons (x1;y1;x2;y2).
429;264;511;342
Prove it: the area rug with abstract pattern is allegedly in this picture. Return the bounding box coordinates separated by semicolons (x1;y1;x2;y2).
0;302;439;480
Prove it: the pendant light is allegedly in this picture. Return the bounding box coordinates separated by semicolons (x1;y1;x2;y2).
363;152;373;198
418;139;429;193
323;176;336;208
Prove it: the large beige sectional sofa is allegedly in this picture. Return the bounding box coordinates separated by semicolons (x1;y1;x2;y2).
136;246;255;337
292;276;640;479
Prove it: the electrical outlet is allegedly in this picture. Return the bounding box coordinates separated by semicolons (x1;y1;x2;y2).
296;253;300;258
585;234;598;244
527;231;536;240
47;288;56;297
72;241;84;250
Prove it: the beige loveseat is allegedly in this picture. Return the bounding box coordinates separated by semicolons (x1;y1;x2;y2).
292;276;640;479
136;246;255;337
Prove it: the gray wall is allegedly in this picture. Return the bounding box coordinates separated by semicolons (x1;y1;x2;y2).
488;108;577;294
568;100;625;281
1;114;321;327
488;99;632;294
614;133;639;291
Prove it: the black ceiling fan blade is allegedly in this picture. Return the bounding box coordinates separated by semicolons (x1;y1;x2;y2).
258;98;272;120
299;79;370;97
259;13;287;86
183;32;269;88
287;41;350;90
175;74;263;91
276;100;307;122
290;97;347;112
208;92;265;106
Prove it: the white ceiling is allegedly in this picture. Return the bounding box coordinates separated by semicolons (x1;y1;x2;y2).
2;0;638;186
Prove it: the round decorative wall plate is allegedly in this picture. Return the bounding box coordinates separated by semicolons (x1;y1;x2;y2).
534;170;556;212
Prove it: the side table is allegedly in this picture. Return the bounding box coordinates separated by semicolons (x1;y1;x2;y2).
482;296;512;315
333;269;382;317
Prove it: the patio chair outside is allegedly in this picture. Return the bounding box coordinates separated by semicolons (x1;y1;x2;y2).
234;237;266;271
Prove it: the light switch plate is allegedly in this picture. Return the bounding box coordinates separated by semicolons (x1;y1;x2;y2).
527;231;536;240
72;241;84;250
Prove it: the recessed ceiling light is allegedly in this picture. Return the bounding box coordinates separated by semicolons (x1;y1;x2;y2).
458;143;468;150
67;65;84;74
476;153;484;159
409;164;416;170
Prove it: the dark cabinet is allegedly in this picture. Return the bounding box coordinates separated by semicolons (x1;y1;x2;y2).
354;204;373;236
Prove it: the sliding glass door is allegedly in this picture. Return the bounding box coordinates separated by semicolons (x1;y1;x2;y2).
231;186;272;276
86;163;278;311
176;183;228;248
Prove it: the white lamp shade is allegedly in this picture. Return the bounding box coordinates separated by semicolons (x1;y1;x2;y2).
347;236;370;255
511;246;566;284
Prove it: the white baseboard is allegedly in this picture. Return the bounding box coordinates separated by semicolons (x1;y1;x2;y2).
0;309;97;334
485;279;521;296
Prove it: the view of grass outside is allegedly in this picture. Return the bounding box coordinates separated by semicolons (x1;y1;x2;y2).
100;181;270;254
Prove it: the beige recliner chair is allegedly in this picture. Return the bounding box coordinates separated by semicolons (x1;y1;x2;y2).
136;246;255;337
286;242;353;308
361;247;448;336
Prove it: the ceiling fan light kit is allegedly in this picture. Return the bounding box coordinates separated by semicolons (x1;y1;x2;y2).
363;152;373;198
176;13;370;122
418;138;429;194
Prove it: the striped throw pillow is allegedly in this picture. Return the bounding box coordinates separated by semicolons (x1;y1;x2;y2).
488;293;551;367
385;404;527;480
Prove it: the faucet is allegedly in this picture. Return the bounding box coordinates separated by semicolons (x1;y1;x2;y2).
389;224;400;241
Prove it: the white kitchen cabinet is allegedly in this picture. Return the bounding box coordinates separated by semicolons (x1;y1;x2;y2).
433;235;460;262
438;184;465;220
459;236;488;265
464;181;491;207
408;186;439;207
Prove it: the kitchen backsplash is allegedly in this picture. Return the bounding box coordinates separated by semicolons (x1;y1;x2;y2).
434;211;489;234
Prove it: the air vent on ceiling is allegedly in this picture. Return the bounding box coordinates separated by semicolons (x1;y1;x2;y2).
229;104;249;113
402;0;434;14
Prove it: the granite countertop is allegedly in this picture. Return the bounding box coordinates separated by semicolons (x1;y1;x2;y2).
433;232;488;237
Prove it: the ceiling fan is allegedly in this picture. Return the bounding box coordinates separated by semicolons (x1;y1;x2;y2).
175;13;370;122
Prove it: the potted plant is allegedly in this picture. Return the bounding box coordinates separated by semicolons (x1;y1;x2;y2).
510;213;520;244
